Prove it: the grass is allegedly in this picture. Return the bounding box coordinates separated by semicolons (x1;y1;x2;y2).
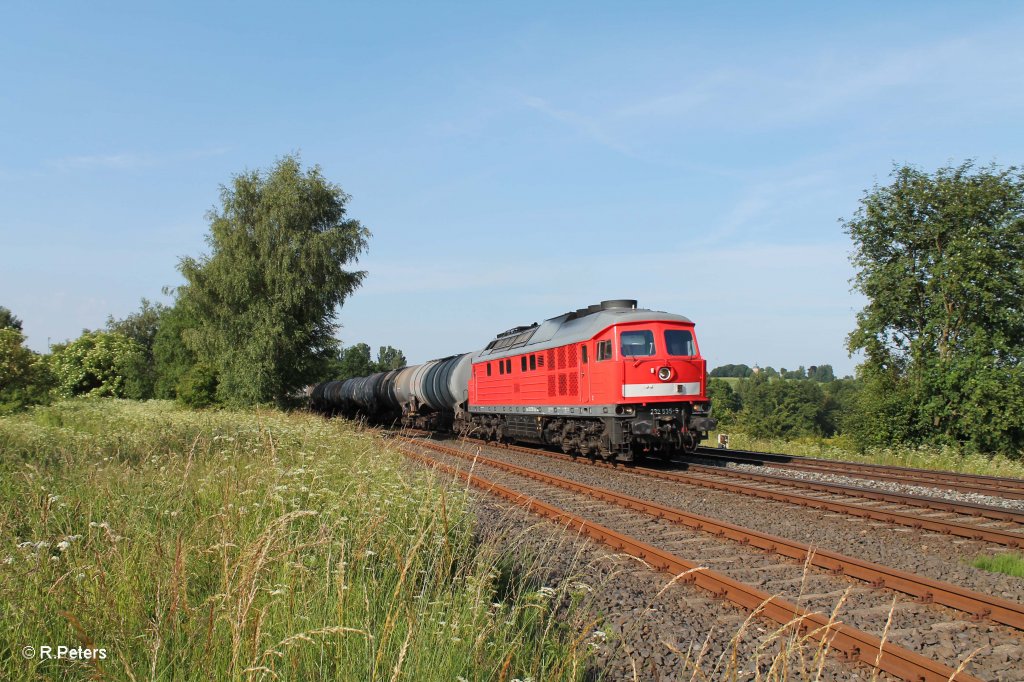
2;399;972;680
972;552;1024;578
0;399;591;681
710;429;1024;480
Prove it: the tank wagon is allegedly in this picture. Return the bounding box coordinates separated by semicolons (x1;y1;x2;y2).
311;299;717;461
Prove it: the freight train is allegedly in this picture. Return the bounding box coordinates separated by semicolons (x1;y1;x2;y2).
310;299;717;461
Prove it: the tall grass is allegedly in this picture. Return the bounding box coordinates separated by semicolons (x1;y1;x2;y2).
0;399;589;681
712;430;1024;479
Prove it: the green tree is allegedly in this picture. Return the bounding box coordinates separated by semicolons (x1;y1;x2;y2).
106;298;168;399
337;343;375;380
0;328;53;412
0;307;23;332
50;331;146;398
179;155;369;405
807;365;835;382
737;373;831;439
152;299;201;399
374;345;407;372
844;161;1024;454
706;378;741;425
709;363;753;378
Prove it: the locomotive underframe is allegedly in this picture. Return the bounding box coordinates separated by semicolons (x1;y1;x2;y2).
324;398;714;464
456;402;714;462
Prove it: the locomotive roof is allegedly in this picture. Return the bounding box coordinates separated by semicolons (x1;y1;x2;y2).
477;305;693;360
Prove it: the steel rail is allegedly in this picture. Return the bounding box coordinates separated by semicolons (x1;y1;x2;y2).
693;446;1024;497
407;437;1024;631
398;443;982;682
457;437;1024;548
669;459;1024;525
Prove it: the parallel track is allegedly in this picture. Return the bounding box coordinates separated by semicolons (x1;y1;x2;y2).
433;434;1024;548
398;439;990;682
692;446;1024;500
667;459;1024;525
407;436;1024;630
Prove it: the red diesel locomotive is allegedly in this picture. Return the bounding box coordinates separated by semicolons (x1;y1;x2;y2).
310;299;717;461
458;299;715;459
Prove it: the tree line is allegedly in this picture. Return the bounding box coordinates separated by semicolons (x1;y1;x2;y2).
1;155;405;412
2;159;1022;458
709;363;837;382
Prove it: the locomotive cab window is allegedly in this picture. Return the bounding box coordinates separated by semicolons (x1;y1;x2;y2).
581;345;588;364
620;330;655;357
486;363;491;376
596;340;613;361
499;361;504;375
505;359;512;373
521;356;527;372
665;329;695;356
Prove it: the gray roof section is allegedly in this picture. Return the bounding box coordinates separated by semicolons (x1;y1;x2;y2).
477;307;693;360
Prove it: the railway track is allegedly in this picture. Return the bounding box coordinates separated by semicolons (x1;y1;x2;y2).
398;438;1024;681
420;432;1024;549
691;446;1024;501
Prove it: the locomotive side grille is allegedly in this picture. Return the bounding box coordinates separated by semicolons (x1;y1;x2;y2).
557;347;566;369
537;355;545;368
547;350;555;369
568;373;578;394
547;374;556;397
558;373;568;396
568;346;577;368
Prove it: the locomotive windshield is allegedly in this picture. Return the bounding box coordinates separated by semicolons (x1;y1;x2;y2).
665;329;695;356
620;330;655;357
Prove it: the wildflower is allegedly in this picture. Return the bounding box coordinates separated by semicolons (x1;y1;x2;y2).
3;556;13;565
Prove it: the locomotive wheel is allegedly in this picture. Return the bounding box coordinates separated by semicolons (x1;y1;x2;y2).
680;432;698;454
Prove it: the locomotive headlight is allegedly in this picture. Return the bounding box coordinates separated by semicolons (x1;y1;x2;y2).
657;367;673;381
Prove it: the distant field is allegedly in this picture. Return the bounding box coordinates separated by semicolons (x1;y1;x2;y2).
0;400;589;681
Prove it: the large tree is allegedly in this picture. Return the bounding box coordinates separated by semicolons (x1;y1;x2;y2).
179;155;369;405
106;298;168;399
0;306;23;332
844;161;1024;454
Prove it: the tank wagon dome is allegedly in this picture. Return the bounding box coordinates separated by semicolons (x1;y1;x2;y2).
478;299;693;361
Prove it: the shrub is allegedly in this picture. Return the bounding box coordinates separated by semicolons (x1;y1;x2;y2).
49;331;146;398
175;363;219;408
0;329;53;413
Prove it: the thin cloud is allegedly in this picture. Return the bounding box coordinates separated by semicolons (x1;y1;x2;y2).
48;146;229;173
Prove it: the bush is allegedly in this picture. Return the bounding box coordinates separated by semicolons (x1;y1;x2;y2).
49;331;146;398
0;329;53;413
175;363;219;408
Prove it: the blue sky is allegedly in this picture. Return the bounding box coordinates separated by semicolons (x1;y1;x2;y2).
2;1;1023;376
